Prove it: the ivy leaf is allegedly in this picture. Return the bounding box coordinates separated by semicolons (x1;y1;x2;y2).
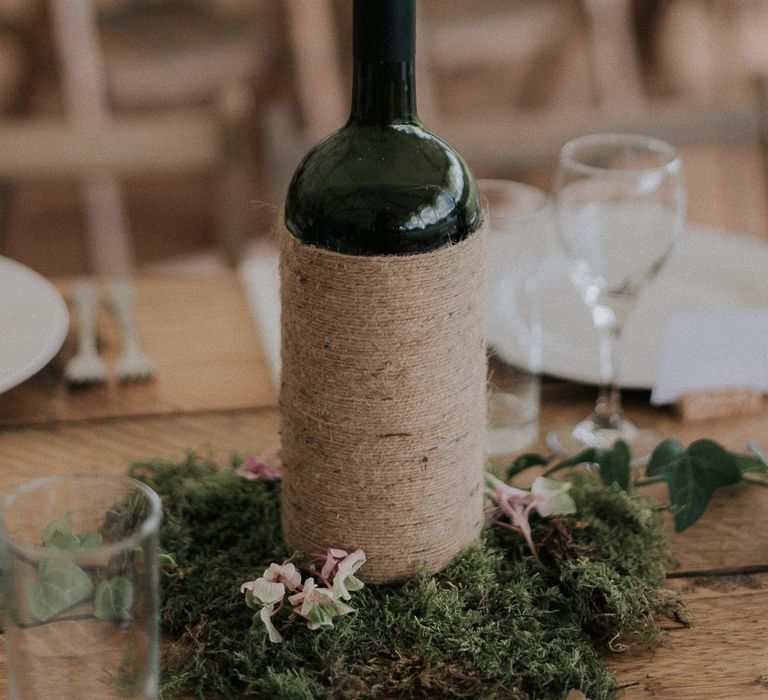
547;443;631;491
28;559;94;622
646;439;685;476
42;511;103;551
646;439;742;532
506;453;550;479
552;448;603;471
41;511;74;547
94;576;133;621
731;442;768;486
732;454;766;475
46;531;103;551
542;448;606;480
598;440;631;491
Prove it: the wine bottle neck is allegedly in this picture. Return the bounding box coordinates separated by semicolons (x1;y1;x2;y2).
349;0;417;125
349;59;417;125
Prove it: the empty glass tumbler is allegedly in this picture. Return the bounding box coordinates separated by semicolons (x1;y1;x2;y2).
481;179;551;459
0;475;162;699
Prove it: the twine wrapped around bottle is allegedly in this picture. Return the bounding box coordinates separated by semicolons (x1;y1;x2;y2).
279;222;486;582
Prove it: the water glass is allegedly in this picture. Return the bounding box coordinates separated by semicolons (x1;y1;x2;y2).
0;475;162;699
481;179;550;459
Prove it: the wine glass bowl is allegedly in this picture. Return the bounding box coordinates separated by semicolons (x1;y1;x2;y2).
547;133;684;459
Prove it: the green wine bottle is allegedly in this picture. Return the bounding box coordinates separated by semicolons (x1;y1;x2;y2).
285;0;481;254
280;0;486;583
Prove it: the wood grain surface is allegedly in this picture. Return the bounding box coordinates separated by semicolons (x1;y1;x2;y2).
611;573;768;699
0;274;276;428
0;272;766;699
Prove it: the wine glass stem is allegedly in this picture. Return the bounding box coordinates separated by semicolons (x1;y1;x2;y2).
594;323;623;429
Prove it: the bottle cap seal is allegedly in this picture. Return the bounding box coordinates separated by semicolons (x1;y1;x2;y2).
353;0;415;63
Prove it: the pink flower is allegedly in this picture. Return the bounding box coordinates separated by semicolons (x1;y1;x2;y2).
258;606;282;643
319;548;350;582
262;562;302;591
332;549;366;601
238;454;282;481
288;577;354;630
242;548;365;643
529;477;577;518
486;474;576;563
311;548;366;599
240;577;286;643
240;577;285;606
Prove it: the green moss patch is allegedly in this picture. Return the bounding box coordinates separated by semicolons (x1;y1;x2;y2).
131;453;683;700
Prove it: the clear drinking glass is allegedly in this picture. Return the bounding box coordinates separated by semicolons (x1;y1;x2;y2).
481;179;549;459
546;133;684;459
0;475;162;699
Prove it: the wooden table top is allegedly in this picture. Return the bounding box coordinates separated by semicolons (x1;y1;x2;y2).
0;271;766;699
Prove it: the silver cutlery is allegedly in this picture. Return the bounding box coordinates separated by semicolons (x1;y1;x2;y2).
109;280;156;383
64;281;107;385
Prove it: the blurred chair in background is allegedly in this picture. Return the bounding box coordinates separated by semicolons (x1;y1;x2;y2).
653;0;768;238
0;0;40;251
0;0;277;275
251;0;346;221
415;0;768;238
93;0;277;271
419;0;643;121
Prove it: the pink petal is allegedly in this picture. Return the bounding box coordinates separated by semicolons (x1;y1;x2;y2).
337;549;366;576
260;606;283;643
288;590;305;608
320;549;347;580
238;455;282;482
240;580;258;594
264;562;302;591
335;600;354;616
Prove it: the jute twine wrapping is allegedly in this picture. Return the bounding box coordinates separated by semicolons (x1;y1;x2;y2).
279;222;487;582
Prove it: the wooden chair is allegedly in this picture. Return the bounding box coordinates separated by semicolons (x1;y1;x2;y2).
258;0;346;207
651;0;768;238
0;0;277;275
0;1;41;252
415;0;768;238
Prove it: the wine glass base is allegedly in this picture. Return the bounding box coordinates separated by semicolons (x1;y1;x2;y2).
546;420;660;466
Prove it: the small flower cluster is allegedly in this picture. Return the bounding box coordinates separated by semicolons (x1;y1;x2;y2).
237;445;282;482
486;474;577;563
241;548;366;643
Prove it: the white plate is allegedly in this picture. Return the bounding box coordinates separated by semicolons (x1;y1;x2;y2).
487;225;768;389
0;257;69;393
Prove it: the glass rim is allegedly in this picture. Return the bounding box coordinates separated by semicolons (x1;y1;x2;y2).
0;474;162;561
478;178;551;220
559;133;682;177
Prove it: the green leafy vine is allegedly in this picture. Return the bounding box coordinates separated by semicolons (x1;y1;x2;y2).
509;438;768;533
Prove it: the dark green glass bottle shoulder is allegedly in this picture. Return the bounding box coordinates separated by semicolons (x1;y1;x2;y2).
285;122;481;255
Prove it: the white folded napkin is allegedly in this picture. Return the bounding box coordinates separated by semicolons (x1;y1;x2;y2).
651;309;768;405
239;240;281;389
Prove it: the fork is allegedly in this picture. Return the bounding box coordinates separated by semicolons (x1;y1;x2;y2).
109;280;157;383
64;281;107;385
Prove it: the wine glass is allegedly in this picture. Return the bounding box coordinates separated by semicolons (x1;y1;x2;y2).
546;133;684;460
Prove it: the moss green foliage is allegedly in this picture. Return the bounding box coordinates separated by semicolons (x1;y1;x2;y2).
130;454;681;700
